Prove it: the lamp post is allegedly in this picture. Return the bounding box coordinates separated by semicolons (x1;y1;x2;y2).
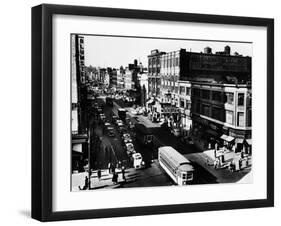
87;126;91;189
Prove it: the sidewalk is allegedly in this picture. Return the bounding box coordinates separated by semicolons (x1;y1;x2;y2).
72;168;137;191
184;152;252;183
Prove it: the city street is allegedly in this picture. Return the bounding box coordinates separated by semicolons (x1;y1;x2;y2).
72;95;251;191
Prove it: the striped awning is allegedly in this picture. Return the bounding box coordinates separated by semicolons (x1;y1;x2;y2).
220;134;235;142
246;139;252;145
236;138;244;144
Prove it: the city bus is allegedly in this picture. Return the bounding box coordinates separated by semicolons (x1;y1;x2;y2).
158;146;194;185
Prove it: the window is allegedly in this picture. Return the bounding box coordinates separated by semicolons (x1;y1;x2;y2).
202;104;210;116
196;102;201;114
186;87;191;96
175;58;179;66
212;107;222;121
186;101;191;110
156;58;160;65
247;92;252;107
212;91;222;102
237;112;245;127
226;110;234;124
180;99;185;108
179;86;185;95
225;92;234;104
247;110;252;127
238;93;244;106
193;88;201;97
157;68;160;73
202;90;210;99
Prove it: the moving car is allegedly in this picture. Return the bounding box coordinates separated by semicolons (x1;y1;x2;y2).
132;153;145;169
125;143;136;156
122;133;132;143
99;113;106;121
107;127;115;137
116;120;124;127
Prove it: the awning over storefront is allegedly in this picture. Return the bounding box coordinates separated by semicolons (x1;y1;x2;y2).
220;134;235;142
246;139;252;145
236;138;244;144
147;99;155;105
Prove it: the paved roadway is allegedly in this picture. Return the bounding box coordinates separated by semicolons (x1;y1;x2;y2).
87;96;250;188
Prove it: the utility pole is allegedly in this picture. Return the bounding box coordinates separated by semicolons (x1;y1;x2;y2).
87;108;91;189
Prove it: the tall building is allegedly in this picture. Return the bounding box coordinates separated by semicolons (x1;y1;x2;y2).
71;35;88;172
117;66;125;89
160;49;188;105
148;49;166;97
191;82;252;152
147;46;252;151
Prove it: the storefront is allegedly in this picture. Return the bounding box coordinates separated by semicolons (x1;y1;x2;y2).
191;115;224;149
245;139;252;155
220;134;235;150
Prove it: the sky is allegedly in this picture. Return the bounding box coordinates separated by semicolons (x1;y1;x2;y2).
83;35;252;69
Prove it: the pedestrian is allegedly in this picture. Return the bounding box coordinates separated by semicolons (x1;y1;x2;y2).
205;157;209;166
215;143;218;151
112;172;118;184
84;176;89;190
121;166;126;182
97;169;102;180
239;158;242;170
108;162;111;174
118;161;122;169
111;164;116;174
115;172;118;184
214;159;218;169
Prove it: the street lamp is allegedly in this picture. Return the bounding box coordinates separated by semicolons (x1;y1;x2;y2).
87;127;91;189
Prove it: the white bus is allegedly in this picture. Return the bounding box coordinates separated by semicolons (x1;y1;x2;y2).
158;146;194;185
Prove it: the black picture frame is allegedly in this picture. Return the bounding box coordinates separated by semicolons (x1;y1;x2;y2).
32;4;274;222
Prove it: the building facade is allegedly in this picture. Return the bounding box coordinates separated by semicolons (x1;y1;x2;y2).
71;35;88;172
191;82;251;151
177;80;192;135
147;46;252;151
147;49;166;97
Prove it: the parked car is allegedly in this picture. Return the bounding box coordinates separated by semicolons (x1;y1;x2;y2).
125;143;136;156
122;133;132;143
118;126;126;134
171;128;180;137
116;120;124;127
104;122;111;128
132;153;145;169
99;113;106;120
107;127;115;137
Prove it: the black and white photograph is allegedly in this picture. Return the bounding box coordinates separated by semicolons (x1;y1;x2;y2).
71;34;252;191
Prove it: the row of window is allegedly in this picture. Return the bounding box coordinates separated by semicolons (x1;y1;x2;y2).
194;102;251;127
179;86;191;96
148;57;180;68
179;99;191;110
192;89;246;106
148;67;161;73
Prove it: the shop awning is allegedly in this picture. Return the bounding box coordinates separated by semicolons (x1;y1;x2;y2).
246;139;252;145
220;134;235;142
236;138;244;144
147;99;155;105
